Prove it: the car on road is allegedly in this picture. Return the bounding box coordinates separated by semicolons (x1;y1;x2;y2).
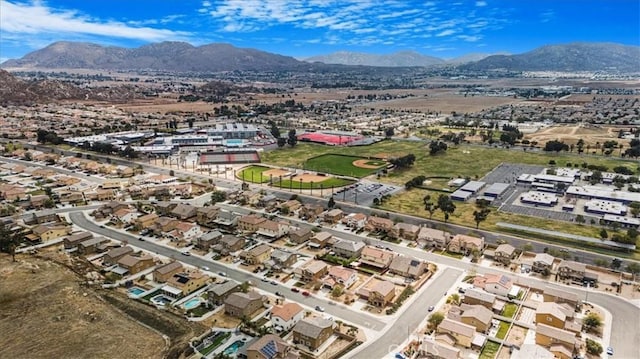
291;287;300;293
181;251;191;256
218;272;227;277
138;237;145;241
458;287;466;294
302;291;310;297
606;347;613;356
261;277;270;282
270;280;278;285
315;306;325;312
428;306;435;312
100;225;105;228
201;266;210;271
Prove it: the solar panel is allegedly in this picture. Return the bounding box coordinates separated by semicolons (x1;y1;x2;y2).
259;340;277;358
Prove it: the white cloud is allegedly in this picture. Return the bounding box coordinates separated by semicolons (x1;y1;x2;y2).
475;1;487;7
377;9;421;20
0;0;191;43
436;29;456;37
540;10;555;23
457;34;482;42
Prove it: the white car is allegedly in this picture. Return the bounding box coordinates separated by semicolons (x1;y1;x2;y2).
201;266;210;271
315;306;325;312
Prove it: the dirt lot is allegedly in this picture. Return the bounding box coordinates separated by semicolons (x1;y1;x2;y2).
0;252;205;359
524;124;623;147
505;325;528;347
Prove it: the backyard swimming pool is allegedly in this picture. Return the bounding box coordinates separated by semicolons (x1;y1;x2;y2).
183;297;201;310
127;287;145;296
150;294;173;306
222;340;245;356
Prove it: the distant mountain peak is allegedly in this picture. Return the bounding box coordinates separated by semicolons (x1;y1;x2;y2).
305;50;445;67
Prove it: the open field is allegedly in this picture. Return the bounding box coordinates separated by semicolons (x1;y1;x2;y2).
524;124;627;148
304;154;387;178
238;165;354;189
261;141;638;186
0;253;166;359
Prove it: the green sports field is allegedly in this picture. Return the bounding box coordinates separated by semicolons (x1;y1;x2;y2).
303;154;386;178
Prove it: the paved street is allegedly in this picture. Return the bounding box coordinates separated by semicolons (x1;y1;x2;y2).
68;211;388;331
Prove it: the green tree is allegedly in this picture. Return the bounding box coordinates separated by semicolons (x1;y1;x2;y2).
599;228;608;239
423;195;436;219
210;190;227;204
582;312;602;332
427;312;445;330
0;223;23;262
331;285;344;297
327;196;336;209
473;208;490;229
436;194;456;223
277;137;287;148
287;129;297;147
585;338;603;355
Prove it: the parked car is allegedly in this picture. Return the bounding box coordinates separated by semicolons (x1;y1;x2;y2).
302;291;310;297
218;272;227;277
138;237;145;241
201;266;210;271
181;251;191;256
315;306;325;312
428;306;435;312
291;287;300;293
270;280;278;285
606;347;614;356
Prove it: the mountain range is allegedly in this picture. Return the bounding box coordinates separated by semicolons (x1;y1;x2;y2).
1;41;638;72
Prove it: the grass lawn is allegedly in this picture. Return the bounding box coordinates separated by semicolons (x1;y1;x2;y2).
237;165;271;183
303;154;386;178
496;321;510;339
479;341;500;359
502;303;518;318
438;250;464;259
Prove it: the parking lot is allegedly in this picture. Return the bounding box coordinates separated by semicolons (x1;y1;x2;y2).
333;180;402;206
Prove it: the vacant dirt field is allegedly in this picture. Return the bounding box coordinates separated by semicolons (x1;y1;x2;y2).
524;124;624;147
0;253;165;359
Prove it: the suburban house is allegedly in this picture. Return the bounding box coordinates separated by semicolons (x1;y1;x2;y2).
300;260;329;282
196;206;220;227
473;274;520;298
557;260;598;284
224;291;266;318
167;221;203;241
196;230;223;251
117;254;155;275
155;201;177;216
170;203;198;220
268;249;298;270
208;281;241;306
103;246;135;266
418;227;451;249
241;244;273;265
135;213;159;229
270;302;304;332
448;234;484;254
493;244;517;265
436;318;475;348
24;211;62;225
419;339;461;359
28;224;71;243
332;239;365;259
458;305;493;333
533;253;555;274
360;246;395;269
256;219;290;239
535;302;580;333
151;216;178;235
309;231;333;249
63;231;93;249
299;204;324;221
245;334;300;359
390;222;420;240
356;278;395;307
462;288;496;310
341;213;367;229
279;199;302;213
292;316;334;351
77;237;109;255
289;227;313;244
389;255;428;279
164;270;209;297
213;210;239;229
535;324;577;359
323;208;344;224
153;261;184;283
217;235;245;253
542;287;580;309
238;214;267;233
364;216;394;233
111;208;139;225
322;266;358;289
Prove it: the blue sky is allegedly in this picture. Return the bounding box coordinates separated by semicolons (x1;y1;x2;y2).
1;0;638;63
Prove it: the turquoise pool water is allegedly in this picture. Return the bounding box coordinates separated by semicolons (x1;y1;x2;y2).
128;287;145;296
150;294;172;306
183;298;201;310
222;340;245;355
